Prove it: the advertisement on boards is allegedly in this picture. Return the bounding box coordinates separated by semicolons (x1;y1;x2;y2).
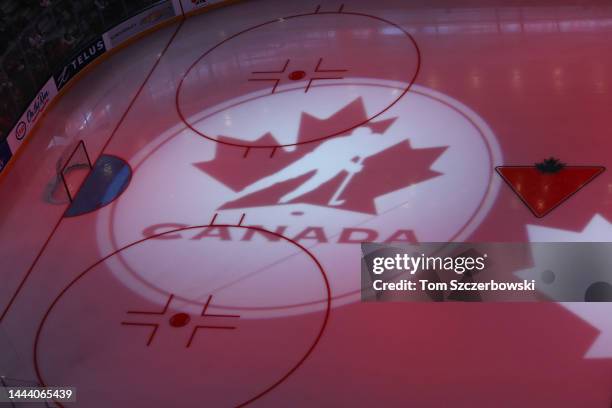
103;1;176;50
6;78;58;155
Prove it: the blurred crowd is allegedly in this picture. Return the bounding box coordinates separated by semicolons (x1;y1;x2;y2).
0;0;162;142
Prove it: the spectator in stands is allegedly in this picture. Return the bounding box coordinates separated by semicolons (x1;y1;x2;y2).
27;29;45;50
23;48;49;87
95;0;110;11
0;18;10;54
0;110;13;141
97;0;127;30
0;10;6;31
62;30;77;48
0;74;18;122
0;37;7;55
9;15;28;38
0;72;15;96
1;63;28;112
56;3;76;26
0;0;167;144
58;30;77;56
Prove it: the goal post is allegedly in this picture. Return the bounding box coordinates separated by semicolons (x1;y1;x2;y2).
60;140;93;203
44;140;93;205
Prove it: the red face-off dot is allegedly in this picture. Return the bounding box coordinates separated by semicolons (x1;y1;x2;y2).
288;70;306;81
169;312;191;328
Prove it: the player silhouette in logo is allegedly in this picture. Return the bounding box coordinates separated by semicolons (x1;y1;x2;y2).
236;127;401;205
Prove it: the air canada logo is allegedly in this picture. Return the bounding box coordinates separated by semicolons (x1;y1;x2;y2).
195;98;447;215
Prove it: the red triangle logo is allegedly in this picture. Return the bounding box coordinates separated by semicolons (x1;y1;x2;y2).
496;165;605;217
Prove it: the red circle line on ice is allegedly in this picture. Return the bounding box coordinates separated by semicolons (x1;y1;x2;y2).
175;10;421;148
34;224;331;408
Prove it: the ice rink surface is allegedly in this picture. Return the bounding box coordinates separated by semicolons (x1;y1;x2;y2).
1;0;612;406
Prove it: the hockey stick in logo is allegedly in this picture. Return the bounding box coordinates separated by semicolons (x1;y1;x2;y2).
328;156;364;206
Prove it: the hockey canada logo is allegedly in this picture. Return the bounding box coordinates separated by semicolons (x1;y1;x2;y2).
96;81;503;315
196;98;447;214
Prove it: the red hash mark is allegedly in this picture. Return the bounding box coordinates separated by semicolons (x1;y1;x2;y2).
314;4;344;13
121;294;240;348
248;59;290;94
187;295;240;348
305;58;347;93
249;58;347;94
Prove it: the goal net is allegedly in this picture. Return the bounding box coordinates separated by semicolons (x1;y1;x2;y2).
44;140;93;205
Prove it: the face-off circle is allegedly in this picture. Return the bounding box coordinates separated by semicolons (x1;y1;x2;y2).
35;225;330;408
97;80;502;316
176;9;420;148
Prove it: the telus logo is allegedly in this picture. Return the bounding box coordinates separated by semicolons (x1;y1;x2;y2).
55;39;106;89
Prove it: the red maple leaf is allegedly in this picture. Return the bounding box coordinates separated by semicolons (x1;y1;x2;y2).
195;98;447;214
